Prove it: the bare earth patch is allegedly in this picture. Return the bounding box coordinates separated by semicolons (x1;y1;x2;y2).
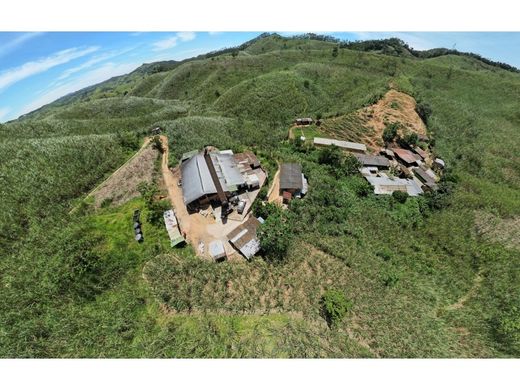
357;89;427;149
91;142;158;208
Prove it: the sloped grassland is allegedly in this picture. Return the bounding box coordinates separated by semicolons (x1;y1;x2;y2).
0;34;519;357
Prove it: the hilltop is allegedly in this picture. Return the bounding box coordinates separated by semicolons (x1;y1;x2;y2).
0;33;519;358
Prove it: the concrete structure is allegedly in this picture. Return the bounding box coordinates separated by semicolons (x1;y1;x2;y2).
313;137;367;154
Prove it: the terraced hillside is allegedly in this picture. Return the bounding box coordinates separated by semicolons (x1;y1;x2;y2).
1;33;519;358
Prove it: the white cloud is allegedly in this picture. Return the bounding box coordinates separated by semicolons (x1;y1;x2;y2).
17;61;140;117
153;36;179;51
0;106;10;122
0;46;99;92
208;31;222;36
177;32;196;42
0;32;43;57
152;32;197;51
57;47;135;81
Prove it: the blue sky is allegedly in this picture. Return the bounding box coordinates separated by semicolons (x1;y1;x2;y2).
1;32;519;122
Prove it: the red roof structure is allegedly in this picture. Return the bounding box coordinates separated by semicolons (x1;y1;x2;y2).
391;148;421;165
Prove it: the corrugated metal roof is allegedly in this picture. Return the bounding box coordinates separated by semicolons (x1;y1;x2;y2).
413;167;438;190
391;148;421;165
414;147;428;160
313;137;367;152
181;154;217;205
163;209;185;247
227;217;261;259
366;176;423;196
354;154;390;167
181;149;199;162
210;152;245;188
280;163;303;190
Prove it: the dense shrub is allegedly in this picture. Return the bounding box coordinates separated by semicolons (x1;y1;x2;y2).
392;190;409;204
321;289;351;328
257;209;293;263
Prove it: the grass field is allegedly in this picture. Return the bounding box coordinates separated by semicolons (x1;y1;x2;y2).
1;34;519;357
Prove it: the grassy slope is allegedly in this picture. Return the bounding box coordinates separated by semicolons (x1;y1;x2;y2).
1;35;519;357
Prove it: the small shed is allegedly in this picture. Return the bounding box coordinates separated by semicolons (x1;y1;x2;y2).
227;217;262;259
296;118;313;126
280;163;303;194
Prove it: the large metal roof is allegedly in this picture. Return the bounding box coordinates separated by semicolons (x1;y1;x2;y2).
181;150;247;205
181;154;217;205
280;163;303;190
314;137;367;152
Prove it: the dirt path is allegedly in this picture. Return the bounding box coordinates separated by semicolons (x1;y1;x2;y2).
267;167;282;205
446;271;484;311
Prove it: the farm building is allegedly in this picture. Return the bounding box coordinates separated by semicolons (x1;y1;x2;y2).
181;148;264;214
295;117;313;126
227;216;264;259
391;148;421;166
354;154;391;168
163;209;185;247
279;163;307;197
313;137;367;154
366;176;423;196
413;167;439;190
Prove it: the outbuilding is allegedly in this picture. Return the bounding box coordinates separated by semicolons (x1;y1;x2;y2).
313;137;367;154
279;163;303;195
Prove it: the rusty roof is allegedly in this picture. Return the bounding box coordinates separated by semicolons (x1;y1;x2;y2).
391;148;420;165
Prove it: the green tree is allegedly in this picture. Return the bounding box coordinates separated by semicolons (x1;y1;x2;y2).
332;46;339;58
318;144;343;166
392;190;409;204
321;289;351;328
257;210;292;263
382;122;399;143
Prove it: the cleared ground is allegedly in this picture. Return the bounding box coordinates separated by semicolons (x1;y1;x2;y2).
91;140;158;208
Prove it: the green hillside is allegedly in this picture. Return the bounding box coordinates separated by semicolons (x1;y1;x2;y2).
1;33;519;358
